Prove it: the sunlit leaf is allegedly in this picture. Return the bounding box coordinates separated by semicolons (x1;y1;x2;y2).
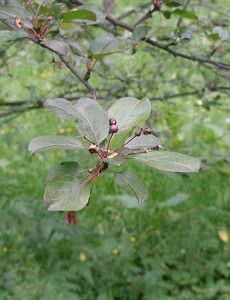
173;9;198;20
134;151;201;173
108;97;151;132
164;0;182;7
28;136;83;154
44;98;76;121
125;134;160;150
115;171;149;203
46;161;80;183
44;176;90;211
62;9;97;22
73;97;109;144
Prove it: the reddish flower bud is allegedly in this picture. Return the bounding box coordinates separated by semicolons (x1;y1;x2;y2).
15;17;23;28
153;144;164;150
109;124;119;134
152;0;162;11
102;151;107;158
88;168;94;173
88;144;99;154
143;127;152;135
135;130;142;137
109;118;117;125
65;211;78;225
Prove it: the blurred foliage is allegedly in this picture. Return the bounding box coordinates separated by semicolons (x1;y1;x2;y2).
0;0;230;299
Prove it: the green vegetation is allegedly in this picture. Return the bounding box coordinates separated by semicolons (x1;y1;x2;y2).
0;0;229;299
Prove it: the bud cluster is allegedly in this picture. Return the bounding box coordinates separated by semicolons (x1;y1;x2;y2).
135;127;152;137
109;118;119;134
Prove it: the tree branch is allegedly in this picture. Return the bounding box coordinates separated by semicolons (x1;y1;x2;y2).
105;16;230;70
0;18;97;100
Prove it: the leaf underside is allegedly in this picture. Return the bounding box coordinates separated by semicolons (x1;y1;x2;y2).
28;136;83;154
134;151;201;173
115;171;149;203
44;176;90;211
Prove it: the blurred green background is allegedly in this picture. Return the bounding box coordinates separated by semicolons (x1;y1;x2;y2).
0;0;229;299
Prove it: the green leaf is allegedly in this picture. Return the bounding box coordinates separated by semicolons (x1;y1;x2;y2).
173;9;198;20
44;98;76;121
41;40;70;56
46;161;80;183
164;0;182;7
44;176;90;211
115;171;149;203
134;151;201;173
162;10;172;19
73;97;109;145
40;3;63;20
89;34;131;59
108;97;151;132
28;136;84;154
125;134;160;150
62;9;97;22
205;32;220;41
34;0;55;5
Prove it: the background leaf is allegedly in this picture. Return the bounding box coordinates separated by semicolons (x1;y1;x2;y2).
134;151;201;173
62;9;97;22
89;34;131;59
73;98;109;145
115;171;149;203
173;9;198;20
28;136;83;154
108;97;151;132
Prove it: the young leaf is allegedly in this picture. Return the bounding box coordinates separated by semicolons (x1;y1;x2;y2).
125;134;160;150
89;34;131;59
108;97;151;132
134;151;201;173
44;176;90;211
173;9;198;20
73;98;109;145
115;171;149;203
46;161;80;183
44;98;76;121
62;9;97;22
28;136;84;154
